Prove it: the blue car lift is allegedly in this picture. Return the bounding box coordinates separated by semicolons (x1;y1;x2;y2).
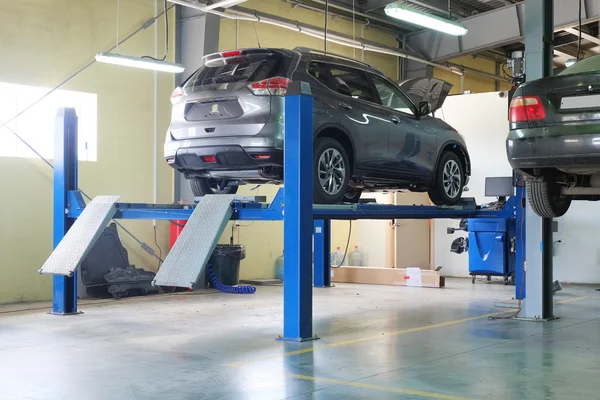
43;81;525;341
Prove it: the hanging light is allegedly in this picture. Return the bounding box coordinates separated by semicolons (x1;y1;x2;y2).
384;3;468;36
95;52;185;73
565;59;578;67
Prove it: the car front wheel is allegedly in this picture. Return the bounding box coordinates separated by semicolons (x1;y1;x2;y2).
526;179;571;218
428;152;465;205
189;177;239;197
313;137;351;204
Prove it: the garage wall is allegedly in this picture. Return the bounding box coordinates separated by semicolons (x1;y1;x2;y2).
434;55;513;94
0;0;174;303
214;0;401;280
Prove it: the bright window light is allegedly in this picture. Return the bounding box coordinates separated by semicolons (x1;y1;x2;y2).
0;82;97;161
385;3;468;36
95;52;185;73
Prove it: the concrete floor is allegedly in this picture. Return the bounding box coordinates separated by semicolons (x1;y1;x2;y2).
1;278;599;400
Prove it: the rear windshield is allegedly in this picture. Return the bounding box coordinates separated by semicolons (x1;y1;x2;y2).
185;53;289;92
558;54;600;76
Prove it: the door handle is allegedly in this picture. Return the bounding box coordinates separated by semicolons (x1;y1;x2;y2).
338;102;353;111
389;115;400;124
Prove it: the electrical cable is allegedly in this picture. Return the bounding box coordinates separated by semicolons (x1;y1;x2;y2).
207;265;256;294
577;0;583;60
252;22;261;48
154;225;163;269
324;0;329;53
332;221;352;268
142;0;169;62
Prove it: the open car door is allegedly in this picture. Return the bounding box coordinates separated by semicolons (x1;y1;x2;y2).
397;78;453;113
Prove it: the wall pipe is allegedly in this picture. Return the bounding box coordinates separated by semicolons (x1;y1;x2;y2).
168;0;510;83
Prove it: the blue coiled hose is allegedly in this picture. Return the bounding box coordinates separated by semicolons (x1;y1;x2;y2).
207;265;256;294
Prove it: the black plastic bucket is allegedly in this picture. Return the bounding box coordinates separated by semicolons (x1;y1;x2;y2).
209;244;246;286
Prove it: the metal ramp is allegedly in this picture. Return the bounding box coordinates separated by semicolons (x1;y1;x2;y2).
153;194;236;288
39;195;120;276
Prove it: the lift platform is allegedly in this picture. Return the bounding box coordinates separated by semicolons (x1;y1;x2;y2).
44;82;525;340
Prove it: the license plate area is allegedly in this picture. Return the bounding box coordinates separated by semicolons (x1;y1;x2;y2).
560;94;600;110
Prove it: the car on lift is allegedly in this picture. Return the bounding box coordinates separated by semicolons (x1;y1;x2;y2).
507;54;600;217
165;47;471;204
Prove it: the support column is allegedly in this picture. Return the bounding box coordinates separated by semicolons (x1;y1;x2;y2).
52;108;79;315
313;219;331;288
519;0;554;320
281;82;317;341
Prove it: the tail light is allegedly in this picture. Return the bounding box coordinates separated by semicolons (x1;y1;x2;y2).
509;95;546;123
248;76;291;96
170;87;184;105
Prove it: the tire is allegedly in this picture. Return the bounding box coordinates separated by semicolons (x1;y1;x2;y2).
526;179;571;218
313;137;351;204
428;152;465;205
343;189;362;204
189;177;239;197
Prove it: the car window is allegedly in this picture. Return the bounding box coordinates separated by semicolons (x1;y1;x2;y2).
371;74;415;116
329;65;376;102
558;54;600;76
186;54;287;92
308;62;329;86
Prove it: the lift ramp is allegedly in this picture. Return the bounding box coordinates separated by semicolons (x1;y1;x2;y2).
152;194;236;288
39;195;120;276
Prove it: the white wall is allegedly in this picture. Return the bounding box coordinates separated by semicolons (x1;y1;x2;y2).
434;92;512;278
434;92;600;284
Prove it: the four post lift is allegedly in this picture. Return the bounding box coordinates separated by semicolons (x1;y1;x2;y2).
43;79;530;342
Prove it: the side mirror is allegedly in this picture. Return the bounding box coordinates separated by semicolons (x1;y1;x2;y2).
418;101;432;116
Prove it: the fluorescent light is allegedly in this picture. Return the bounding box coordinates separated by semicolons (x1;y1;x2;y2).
384;3;468;36
95;52;185;73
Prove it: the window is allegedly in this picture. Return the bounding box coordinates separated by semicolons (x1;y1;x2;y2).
0;82;97;161
308;62;329;86
329;66;375;102
371;75;415;116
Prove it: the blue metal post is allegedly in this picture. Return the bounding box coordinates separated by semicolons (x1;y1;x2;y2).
313;219;331;287
281;82;317;341
514;183;526;300
52;108;79;315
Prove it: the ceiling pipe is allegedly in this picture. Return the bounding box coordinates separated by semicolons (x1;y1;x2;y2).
168;0;510;83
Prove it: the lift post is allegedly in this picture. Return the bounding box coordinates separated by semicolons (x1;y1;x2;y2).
281;81;317;341
518;0;555;320
52;108;79;315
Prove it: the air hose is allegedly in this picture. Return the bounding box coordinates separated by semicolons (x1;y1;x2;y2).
207;266;256;294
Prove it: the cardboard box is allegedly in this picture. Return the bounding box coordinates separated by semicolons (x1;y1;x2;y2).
330;266;444;288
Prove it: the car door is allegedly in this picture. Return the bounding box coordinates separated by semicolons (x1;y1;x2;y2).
326;64;390;170
370;74;437;178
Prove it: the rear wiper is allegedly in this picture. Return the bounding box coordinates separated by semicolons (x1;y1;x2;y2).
207;75;249;84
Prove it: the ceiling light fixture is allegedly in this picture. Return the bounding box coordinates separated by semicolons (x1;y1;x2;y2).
565;58;578;67
384;3;468;36
95;52;185;73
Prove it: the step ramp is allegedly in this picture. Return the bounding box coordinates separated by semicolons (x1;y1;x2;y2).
153;194;236;288
39;195;120;276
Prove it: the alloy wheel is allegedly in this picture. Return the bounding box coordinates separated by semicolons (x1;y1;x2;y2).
442;159;462;199
318;148;346;196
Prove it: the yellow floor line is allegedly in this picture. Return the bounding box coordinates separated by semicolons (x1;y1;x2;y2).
286;373;475;400
555;296;590;304
225;309;517;367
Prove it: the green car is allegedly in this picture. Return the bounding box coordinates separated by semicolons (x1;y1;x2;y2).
506;55;600;217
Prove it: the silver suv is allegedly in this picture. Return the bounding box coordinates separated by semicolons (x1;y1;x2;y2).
165;47;470;204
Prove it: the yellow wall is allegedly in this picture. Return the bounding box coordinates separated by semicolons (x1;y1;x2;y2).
216;0;400;280
434;55;513;94
0;0;174;303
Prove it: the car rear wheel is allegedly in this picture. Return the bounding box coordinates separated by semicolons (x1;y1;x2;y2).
313;137;351;204
526;179;571;218
428;152;464;205
189;177;239;197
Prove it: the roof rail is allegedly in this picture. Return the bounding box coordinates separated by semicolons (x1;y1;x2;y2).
294;47;372;68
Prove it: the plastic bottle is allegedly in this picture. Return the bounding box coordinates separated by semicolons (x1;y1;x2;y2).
275;250;284;281
331;246;345;266
348;245;364;266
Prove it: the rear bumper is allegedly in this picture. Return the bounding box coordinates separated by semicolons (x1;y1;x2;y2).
507;131;600;170
165;136;283;171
